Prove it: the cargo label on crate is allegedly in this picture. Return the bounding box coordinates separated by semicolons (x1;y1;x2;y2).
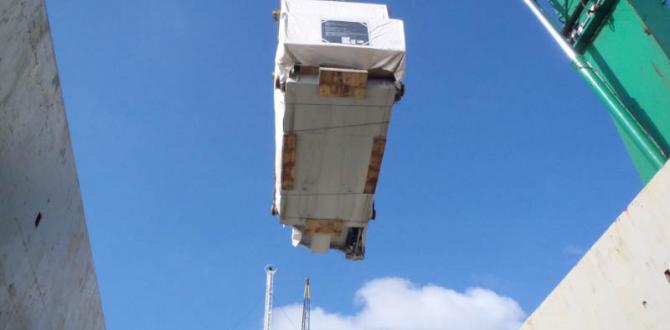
321;20;369;46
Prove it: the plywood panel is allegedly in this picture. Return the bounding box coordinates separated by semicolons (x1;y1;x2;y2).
319;67;368;99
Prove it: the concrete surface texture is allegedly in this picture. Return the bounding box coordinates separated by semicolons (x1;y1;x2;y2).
521;161;670;330
0;0;106;329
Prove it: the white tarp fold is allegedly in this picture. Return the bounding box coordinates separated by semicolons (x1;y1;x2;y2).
275;0;406;81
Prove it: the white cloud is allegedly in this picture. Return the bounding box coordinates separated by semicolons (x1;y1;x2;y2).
271;277;525;330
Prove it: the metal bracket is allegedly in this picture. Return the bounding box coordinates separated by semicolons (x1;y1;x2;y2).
572;0;618;53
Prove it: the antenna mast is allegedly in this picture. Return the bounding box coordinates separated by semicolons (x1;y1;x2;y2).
263;265;277;330
301;277;311;330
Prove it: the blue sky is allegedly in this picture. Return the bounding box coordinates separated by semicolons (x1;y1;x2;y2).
47;1;642;329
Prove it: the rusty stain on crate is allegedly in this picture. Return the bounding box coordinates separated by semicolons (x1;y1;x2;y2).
364;137;386;194
281;133;297;190
306;219;344;235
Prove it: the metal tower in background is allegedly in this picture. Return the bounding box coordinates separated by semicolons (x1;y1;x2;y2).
263;265;277;330
301;277;311;330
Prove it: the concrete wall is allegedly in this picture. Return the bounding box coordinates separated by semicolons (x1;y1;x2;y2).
521;162;670;330
0;0;105;329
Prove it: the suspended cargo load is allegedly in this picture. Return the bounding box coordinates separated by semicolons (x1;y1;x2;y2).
271;0;406;260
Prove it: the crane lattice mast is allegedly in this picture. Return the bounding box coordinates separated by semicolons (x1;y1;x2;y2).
301;277;311;330
263;265;277;330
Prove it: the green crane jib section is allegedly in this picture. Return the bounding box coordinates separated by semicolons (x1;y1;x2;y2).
529;0;670;183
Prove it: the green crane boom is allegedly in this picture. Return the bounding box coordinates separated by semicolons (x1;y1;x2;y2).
526;0;670;183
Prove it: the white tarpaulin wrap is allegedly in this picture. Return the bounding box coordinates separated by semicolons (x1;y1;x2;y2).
275;0;406;82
